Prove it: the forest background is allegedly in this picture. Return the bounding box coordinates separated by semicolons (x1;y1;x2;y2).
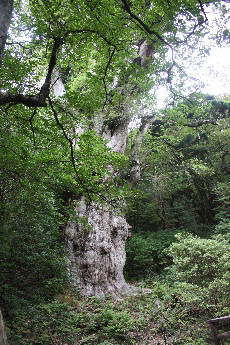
0;0;230;344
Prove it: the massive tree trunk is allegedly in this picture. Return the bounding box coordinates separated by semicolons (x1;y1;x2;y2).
65;114;143;297
49;39;154;298
53;34;152;297
65;199;133;297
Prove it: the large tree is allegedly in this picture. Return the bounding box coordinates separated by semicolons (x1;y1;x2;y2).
0;0;227;298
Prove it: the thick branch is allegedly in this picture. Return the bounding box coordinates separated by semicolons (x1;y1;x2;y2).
0;93;46;107
0;37;63;107
39;37;63;99
0;26;117;108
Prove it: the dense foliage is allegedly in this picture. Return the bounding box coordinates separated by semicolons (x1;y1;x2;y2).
0;0;230;344
127;95;230;235
125;96;229;280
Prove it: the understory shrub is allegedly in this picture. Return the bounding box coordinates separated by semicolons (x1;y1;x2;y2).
0;186;67;318
125;230;180;278
214;182;230;235
166;233;230;313
8;298;136;345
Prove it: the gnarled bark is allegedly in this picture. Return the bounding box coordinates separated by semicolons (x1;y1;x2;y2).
65;114;136;297
65;199;133;297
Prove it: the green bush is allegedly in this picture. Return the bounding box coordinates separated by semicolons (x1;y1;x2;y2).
167;233;230;311
8;298;136;345
8;300;88;345
214;182;230;235
125;230;179;279
92;309;135;339
0;186;67;317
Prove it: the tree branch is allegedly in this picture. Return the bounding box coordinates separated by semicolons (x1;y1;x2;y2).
198;0;208;22
0;26;118;108
0;37;63;107
48;97;77;171
67;28;118;48
48;98;92;201
174;19;208;45
119;0;171;46
186;119;218;127
102;47;116;109
120;0;208;49
151;118;219;133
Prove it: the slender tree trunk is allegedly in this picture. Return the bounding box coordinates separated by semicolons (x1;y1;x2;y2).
0;309;8;345
0;0;13;61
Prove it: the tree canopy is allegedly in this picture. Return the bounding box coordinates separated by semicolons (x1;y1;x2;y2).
0;1;230;344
